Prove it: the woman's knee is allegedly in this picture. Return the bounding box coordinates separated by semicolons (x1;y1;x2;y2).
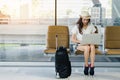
90;45;95;53
90;45;95;49
84;45;90;52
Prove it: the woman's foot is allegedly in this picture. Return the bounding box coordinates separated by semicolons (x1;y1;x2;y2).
84;66;89;75
90;67;95;76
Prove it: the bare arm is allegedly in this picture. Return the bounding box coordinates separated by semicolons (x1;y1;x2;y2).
71;33;80;44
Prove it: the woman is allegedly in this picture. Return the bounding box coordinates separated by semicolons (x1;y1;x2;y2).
71;11;96;76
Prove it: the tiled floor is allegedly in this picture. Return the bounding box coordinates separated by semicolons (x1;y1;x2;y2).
0;67;120;80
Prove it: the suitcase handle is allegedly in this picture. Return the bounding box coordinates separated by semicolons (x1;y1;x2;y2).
56;34;58;50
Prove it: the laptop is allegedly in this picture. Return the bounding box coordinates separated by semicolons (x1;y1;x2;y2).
80;34;102;45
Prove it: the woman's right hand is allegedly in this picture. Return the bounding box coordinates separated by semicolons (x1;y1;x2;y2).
76;40;80;44
71;33;81;44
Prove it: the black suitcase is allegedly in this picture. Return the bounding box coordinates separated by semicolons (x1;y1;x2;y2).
55;35;71;78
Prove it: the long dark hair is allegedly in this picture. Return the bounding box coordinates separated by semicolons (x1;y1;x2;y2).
76;17;90;34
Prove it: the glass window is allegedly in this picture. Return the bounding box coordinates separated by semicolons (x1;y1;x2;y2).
0;0;55;62
0;0;115;62
57;0;93;32
0;0;55;25
57;0;112;27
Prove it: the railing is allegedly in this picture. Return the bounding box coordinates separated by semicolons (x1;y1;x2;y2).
0;18;55;25
0;34;46;45
0;18;119;26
